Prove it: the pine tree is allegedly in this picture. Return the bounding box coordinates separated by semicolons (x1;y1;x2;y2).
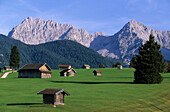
99;64;104;68
114;61;122;67
168;61;170;73
9;46;20;70
129;56;137;68
134;34;164;84
162;61;168;73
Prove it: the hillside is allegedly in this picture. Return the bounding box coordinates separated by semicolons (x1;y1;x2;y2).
8;17;170;65
0;34;113;68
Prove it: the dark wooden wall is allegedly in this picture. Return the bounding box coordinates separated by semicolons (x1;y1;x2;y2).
18;70;41;78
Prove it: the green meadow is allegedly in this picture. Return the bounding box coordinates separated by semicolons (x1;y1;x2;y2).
0;68;170;112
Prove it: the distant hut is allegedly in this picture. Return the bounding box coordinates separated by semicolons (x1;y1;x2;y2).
58;65;71;70
82;64;90;69
93;70;102;76
4;66;13;70
18;63;52;78
117;65;123;70
37;89;70;105
60;68;76;77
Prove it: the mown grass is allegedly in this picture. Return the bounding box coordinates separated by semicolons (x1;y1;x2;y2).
0;68;170;112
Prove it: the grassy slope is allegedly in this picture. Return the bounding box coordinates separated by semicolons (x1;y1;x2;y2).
0;68;170;112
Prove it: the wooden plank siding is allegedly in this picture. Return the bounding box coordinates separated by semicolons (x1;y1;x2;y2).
37;89;70;105
39;65;49;71
41;73;51;78
18;63;52;78
18;70;41;78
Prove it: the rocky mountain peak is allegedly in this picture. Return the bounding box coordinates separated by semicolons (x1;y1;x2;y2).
8;17;170;65
129;19;137;23
94;32;105;36
8;17;101;47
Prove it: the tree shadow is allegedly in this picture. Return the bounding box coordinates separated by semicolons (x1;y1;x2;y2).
7;103;42;106
51;81;133;84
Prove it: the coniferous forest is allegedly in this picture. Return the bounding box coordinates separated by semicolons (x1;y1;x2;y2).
0;34;114;69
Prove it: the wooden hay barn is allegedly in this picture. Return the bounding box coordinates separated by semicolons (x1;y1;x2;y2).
37;89;70;105
82;64;90;69
4;66;13;70
117;65;123;70
60;68;76;77
18;63;51;78
58;65;71;70
93;70;102;76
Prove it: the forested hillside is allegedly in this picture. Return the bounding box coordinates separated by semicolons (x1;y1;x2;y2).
0;34;113;69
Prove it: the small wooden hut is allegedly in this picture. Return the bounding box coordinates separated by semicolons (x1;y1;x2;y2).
117;65;123;70
93;70;102;76
82;64;90;69
18;63;51;78
60;68;76;77
37;89;70;105
4;66;13;70
58;65;71;70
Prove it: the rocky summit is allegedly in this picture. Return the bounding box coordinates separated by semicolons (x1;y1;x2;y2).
90;20;170;64
8;17;170;65
8;17;104;47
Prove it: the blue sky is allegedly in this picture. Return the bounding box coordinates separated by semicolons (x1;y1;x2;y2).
0;0;170;35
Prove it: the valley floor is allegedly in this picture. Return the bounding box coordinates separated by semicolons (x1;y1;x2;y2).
0;68;169;112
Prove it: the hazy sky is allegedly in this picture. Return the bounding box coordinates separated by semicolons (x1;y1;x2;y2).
0;0;170;35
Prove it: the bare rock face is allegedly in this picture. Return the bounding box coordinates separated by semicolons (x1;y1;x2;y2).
8;17;170;65
90;20;170;64
8;17;103;47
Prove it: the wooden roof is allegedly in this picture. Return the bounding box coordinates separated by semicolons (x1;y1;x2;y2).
83;64;90;67
37;89;70;95
4;66;12;68
60;68;76;73
93;70;102;73
39;70;52;73
58;65;71;67
18;63;51;71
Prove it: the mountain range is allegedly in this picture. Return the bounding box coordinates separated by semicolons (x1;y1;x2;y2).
8;17;170;65
0;34;113;68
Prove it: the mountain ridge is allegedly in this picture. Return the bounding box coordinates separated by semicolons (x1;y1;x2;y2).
8;17;105;47
8;17;170;65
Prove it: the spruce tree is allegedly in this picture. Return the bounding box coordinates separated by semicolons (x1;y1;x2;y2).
99;64;104;68
129;56;137;68
134;34;163;84
9;46;20;69
114;61;122;67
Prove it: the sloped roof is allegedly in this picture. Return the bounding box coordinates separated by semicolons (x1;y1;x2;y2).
93;70;102;73
18;63;51;71
37;89;70;95
60;68;76;73
58;65;71;68
4;66;12;68
39;70;52;73
83;64;90;67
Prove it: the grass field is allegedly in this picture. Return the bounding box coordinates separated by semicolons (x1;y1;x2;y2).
0;68;170;112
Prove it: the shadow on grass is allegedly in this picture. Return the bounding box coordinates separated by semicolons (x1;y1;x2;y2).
7;103;42;106
51;81;133;84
